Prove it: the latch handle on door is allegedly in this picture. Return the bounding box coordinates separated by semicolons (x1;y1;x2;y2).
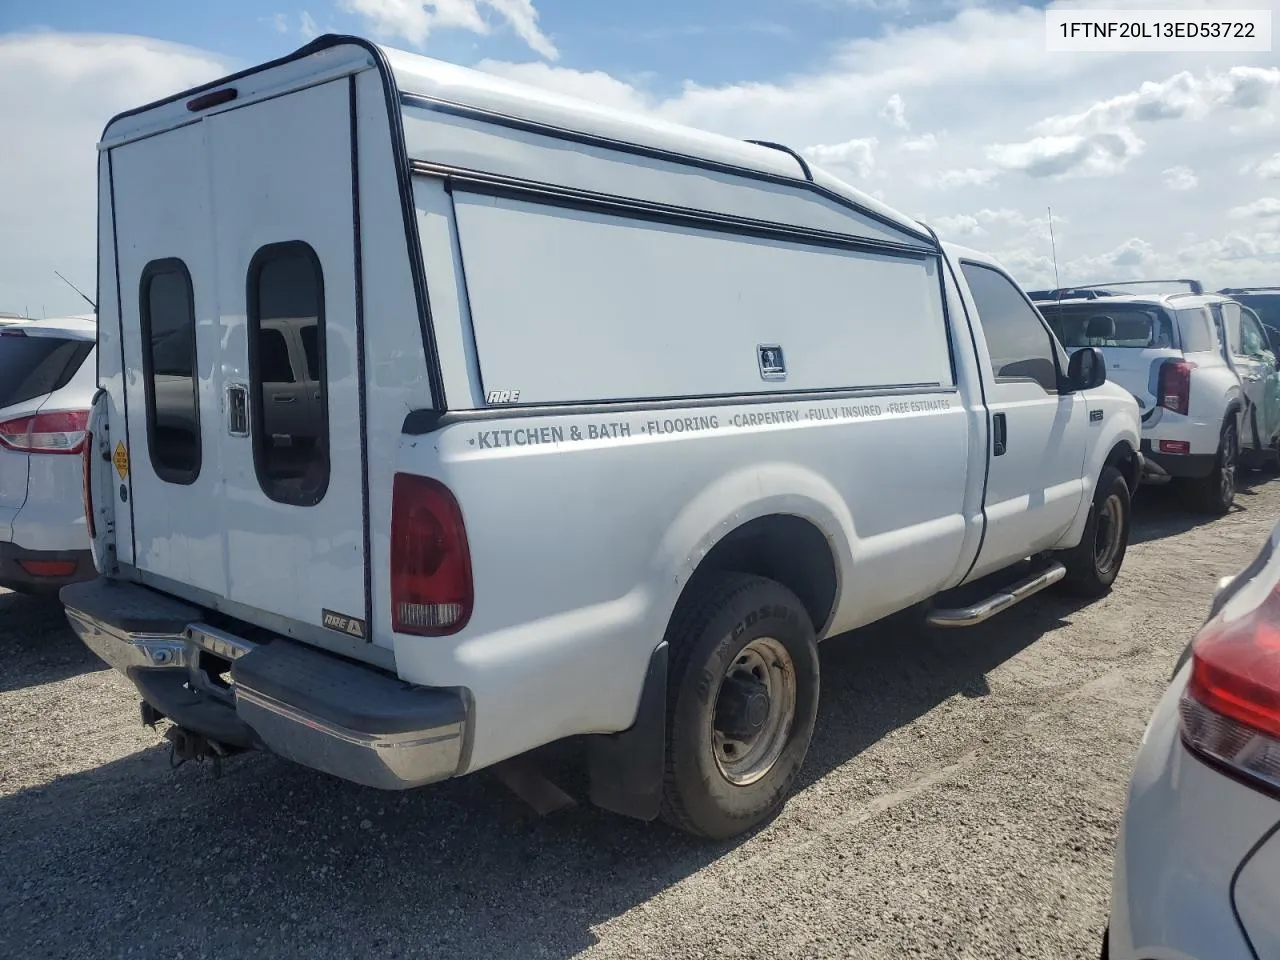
992;412;1007;457
227;383;250;437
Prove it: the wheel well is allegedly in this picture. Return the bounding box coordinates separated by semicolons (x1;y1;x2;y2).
682;514;839;636
1105;440;1141;495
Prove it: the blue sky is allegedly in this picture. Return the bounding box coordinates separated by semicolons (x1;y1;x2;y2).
0;0;1276;317
0;0;1044;93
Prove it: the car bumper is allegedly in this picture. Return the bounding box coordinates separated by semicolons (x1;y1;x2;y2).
1140;440;1216;480
0;542;94;595
1107;664;1279;960
60;577;469;791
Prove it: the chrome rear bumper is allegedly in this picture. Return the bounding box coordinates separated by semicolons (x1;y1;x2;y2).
63;578;467;791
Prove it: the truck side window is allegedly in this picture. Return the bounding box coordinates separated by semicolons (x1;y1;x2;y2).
960;262;1059;393
247;241;329;507
139;258;201;484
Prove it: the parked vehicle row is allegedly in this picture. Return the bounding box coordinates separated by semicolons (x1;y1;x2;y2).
1032;283;1280;516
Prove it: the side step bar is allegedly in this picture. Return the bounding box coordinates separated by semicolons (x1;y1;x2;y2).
926;562;1067;628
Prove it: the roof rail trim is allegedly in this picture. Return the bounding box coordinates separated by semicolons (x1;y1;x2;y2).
744;140;813;182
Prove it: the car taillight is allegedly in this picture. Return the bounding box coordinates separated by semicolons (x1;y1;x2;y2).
1158;359;1196;415
390;472;473;636
1159;440;1191;455
1180;579;1280;795
82;428;96;539
0;409;89;455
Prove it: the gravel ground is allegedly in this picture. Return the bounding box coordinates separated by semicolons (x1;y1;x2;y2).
2;477;1277;960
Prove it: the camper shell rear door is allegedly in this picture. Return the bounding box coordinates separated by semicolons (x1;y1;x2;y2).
105;72;373;654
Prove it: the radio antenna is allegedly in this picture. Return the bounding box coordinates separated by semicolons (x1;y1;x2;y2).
1047;205;1061;292
54;270;96;312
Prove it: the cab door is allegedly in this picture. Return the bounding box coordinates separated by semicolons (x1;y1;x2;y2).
956;259;1089;580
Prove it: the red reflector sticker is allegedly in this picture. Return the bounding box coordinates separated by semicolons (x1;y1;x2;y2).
18;559;78;577
1159;440;1191;454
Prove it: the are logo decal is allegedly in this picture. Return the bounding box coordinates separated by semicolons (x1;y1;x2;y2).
486;389;521;404
322;609;368;641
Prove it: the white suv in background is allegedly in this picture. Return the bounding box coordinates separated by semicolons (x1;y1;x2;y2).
1037;290;1280;514
0;316;97;596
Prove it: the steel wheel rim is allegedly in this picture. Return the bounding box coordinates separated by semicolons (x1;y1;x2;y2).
1093;492;1124;577
1221;430;1237;502
711;637;797;786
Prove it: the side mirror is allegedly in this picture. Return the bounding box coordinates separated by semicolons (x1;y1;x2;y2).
1067;347;1107;391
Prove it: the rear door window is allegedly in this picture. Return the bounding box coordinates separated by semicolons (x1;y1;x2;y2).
140;259;202;484
247;241;329;507
0;335;92;410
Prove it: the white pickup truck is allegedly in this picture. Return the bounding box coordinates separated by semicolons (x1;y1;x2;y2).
63;34;1141;840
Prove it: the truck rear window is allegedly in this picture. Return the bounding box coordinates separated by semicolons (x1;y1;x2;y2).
247;241;329;507
0;335;91;411
1039;303;1175;349
140;259;202;484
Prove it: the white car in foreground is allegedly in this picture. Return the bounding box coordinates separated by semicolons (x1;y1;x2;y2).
0;316;97;596
1106;519;1280;958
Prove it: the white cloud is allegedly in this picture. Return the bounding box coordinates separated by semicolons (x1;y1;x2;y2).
900;132;937;153
1230;198;1280;219
341;0;558;60
1254;154;1280;180
0;33;231;317
801;137;879;180
881;93;908;131
300;11;320;39
1162;166;1198;191
268;13;290;34
986;129;1144;180
924;167;998;188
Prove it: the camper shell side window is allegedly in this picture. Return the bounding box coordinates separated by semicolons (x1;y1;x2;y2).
246;241;330;508
139;258;202;485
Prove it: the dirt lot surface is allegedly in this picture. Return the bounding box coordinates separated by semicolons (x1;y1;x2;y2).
2;478;1277;960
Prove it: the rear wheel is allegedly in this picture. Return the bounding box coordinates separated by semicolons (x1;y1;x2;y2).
660;573;819;840
1186;419;1238;515
1058;465;1130;598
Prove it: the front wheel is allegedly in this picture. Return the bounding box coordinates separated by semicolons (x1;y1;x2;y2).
1058;465;1131;598
660;573;819;840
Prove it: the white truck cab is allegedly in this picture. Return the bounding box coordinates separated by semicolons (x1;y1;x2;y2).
64;34;1141;840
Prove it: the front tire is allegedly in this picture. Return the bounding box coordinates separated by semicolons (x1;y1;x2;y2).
1186;419;1238;515
1058;465;1131;598
660;573;819;840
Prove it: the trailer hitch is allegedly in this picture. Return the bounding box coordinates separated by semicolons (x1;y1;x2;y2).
164;726;237;779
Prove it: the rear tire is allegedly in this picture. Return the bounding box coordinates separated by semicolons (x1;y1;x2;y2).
1058;465;1131;598
1186;419;1238;515
659;573;819;840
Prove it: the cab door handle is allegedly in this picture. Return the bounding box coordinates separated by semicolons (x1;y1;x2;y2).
992;413;1007;457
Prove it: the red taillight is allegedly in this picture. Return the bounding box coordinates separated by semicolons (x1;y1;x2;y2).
390;473;473;636
82;428;96;539
1158;359;1196;415
18;559;78;578
0;409;89;455
1181;582;1280;793
1159;440;1191;455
